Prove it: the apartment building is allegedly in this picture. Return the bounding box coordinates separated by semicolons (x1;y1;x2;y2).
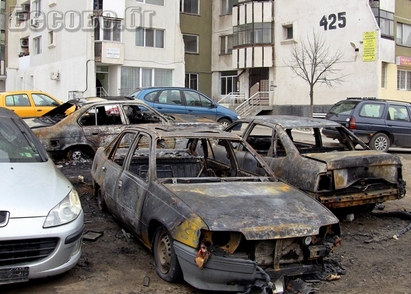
211;0;411;116
6;0;184;101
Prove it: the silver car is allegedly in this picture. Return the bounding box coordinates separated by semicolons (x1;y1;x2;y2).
0;107;84;285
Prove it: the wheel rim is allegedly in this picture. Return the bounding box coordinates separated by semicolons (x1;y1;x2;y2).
156;232;171;274
71;150;82;161
374;136;388;151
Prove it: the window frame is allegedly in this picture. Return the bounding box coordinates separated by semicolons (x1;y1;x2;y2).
185;73;198;90
221;0;237;15
397;70;411;91
33;36;42;55
396;22;411;47
136;27;165;48
220;34;233;54
180;0;200;15
183;34;199;53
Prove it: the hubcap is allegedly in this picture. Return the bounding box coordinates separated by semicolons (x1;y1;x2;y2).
375;137;388;151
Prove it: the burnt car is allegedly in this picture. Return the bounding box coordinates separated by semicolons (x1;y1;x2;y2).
224;115;406;212
91;124;341;292
27;97;206;161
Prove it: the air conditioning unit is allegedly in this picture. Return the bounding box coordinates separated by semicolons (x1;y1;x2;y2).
30;19;39;28
20;39;29;48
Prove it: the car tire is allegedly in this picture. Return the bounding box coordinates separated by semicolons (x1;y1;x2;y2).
153;226;183;283
217;118;231;128
66;148;93;161
96;186;108;213
369;133;390;152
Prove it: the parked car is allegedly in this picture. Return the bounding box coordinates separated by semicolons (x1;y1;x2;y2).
0;107;84;285
0;90;62;118
91;124;341;292
324;97;411;152
28;97;213;161
224;115;406;212
128;87;240;126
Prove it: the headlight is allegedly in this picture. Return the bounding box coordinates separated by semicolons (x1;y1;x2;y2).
43;189;82;228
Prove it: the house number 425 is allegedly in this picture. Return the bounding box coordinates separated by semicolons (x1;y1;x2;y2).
320;12;346;30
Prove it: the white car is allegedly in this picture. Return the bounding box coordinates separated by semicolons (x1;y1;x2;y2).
0;107;84;285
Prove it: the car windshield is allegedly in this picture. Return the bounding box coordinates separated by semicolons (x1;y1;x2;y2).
0;119;43;162
328;101;359;115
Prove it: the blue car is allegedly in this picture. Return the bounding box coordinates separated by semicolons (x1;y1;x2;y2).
128;87;240;126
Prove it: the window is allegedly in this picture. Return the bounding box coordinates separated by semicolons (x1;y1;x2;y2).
397;70;411;91
396;23;411;47
158;90;182;105
381;62;387;88
184;90;212;107
136;0;164;5
220;35;233;54
33;0;42;18
136;28;164;48
220;72;237;95
359;103;383;118
183;34;198;53
283;24;293;40
388;105;410;122
180;0;199;14
372;8;394;39
233;22;273;46
221;0;237;15
185;73;198;90
120;67;172;94
48;31;54;46
33;36;42;55
103;18;121;41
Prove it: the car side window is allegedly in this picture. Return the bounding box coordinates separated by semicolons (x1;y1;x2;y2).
158;90;182;105
32;94;58;106
110;132;137;167
144;91;158;102
359;103;383;118
7;95;31;106
184;91;212;107
387;105;410;122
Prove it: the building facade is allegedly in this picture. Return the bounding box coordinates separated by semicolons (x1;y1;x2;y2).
211;0;411;116
4;0;411;113
6;0;185;101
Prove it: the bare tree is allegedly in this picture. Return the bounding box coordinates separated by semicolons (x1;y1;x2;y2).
286;31;346;117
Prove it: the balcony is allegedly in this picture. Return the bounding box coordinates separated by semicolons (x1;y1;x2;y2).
94;41;124;65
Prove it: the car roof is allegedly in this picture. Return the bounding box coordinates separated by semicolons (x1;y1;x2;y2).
0;90;53;95
67;97;146;106
242;115;343;128
345;97;411;105
125;124;240;139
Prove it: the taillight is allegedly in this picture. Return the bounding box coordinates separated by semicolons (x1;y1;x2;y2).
347;116;356;129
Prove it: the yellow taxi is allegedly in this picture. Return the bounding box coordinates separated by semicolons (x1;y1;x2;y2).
0;90;62;118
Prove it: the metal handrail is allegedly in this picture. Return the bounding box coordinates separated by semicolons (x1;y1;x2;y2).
235;91;270;117
218;92;245;105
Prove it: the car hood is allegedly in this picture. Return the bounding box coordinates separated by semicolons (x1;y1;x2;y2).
0;161;72;218
164;181;338;240
302;150;402;170
24;117;54;129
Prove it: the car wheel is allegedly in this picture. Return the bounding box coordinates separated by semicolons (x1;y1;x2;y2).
218;118;231;128
153;226;183;283
369;133;390;152
66;148;93;161
96;186;107;212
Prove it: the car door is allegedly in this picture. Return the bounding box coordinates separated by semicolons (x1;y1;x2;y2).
113;132;151;236
386;104;411;147
4;94;36;118
183;89;217;120
151;89;186;114
81;104;126;150
30;93;61;116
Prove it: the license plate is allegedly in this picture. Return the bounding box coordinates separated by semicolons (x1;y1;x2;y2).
0;267;29;284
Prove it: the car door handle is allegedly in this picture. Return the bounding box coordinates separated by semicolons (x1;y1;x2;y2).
92;132;99;135
118;180;122;189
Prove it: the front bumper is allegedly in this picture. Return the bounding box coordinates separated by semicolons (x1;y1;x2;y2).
0;211;84;284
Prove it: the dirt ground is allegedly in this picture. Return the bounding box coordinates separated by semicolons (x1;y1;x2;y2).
3;150;411;294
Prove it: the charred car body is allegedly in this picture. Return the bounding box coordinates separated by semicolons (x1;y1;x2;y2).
224;115;406;212
27;97;202;161
91;124;340;292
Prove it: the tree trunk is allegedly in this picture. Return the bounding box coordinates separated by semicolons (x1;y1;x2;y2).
309;85;314;118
